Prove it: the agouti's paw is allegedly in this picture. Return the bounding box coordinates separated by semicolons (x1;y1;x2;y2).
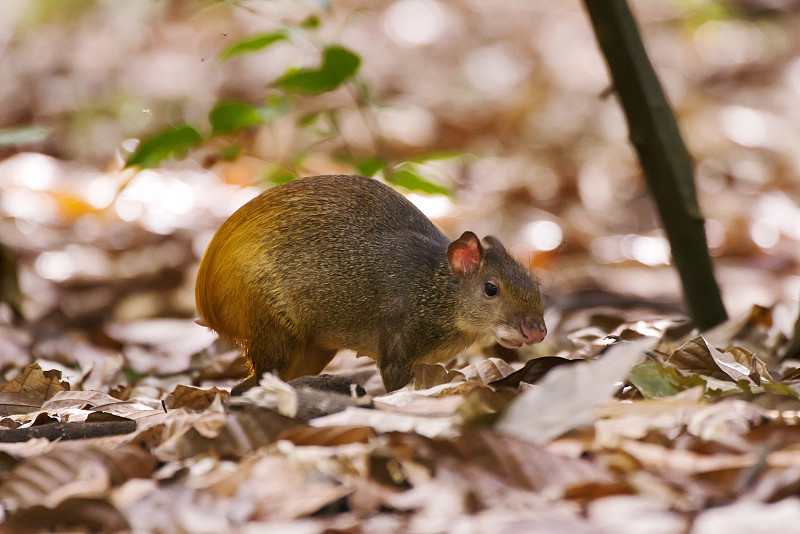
288;374;366;397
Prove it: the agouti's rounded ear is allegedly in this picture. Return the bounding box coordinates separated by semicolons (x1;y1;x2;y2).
447;231;483;278
482;235;506;253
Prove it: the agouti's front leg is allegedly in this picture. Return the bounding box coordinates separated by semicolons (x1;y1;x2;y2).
378;338;416;392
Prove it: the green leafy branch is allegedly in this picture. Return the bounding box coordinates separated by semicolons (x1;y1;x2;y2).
125;16;449;195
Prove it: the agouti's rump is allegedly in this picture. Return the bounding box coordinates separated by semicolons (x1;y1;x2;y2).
196;174;546;393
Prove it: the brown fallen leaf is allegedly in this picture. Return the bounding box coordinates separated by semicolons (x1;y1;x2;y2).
667;336;733;382
724;345;774;385
0;364;68;416
164;384;228;411
387;428;618;495
277;424;374;446
668;336;770;386
0;443;155;511
154;405;298;461
0;392;42;417
0;497;129;534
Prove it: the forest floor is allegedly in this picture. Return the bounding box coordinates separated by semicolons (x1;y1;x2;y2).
3;1;800;532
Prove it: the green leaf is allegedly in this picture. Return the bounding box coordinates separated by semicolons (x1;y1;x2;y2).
627;360;706;399
268;170;296;185
261;94;292;123
300;15;321;29
220;31;288;60
762;382;800;398
0;125;53;147
210;102;265;135
356;157;385;177
387;167;449;195
125;125;201;169
298;110;323;128
219;145;241;161
275;45;361;94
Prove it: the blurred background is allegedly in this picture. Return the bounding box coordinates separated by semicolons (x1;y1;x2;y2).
1;0;800;364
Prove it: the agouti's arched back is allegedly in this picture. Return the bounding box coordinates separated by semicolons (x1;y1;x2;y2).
196;174;545;393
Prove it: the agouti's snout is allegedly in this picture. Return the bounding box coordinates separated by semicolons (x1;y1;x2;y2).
195;174;546;393
520;316;547;344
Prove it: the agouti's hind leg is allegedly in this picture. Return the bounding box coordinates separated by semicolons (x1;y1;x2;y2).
232;326;303;395
285;342;337;380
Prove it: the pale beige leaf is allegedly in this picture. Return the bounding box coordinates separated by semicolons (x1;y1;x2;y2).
312;406;459;438
40;390;122;411
691;499;800;534
410;363;466;390
497;338;656;445
459;358;516;384
588;495;688;534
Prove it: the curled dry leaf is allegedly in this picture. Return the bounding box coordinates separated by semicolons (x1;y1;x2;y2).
410;363;466;390
0;443;155;512
164;384;228;411
668;336;772;386
459;358;517;384
386;429;618;497
0;364;68;416
725;346;774;385
0;497;130;534
667;336;736;382
40;390;123;412
154;405;298;461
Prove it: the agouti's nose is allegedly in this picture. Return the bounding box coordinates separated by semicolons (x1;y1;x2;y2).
519;316;546;344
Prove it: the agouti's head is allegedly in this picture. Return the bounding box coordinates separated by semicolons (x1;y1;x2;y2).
448;231;546;348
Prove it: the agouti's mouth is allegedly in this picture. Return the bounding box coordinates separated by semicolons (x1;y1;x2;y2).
497;337;525;349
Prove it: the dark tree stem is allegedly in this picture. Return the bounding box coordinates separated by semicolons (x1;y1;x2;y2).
582;0;727;330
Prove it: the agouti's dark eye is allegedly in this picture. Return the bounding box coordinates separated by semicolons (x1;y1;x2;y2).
484;282;498;297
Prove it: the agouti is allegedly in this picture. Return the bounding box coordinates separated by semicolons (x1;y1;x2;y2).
196;174;546;394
